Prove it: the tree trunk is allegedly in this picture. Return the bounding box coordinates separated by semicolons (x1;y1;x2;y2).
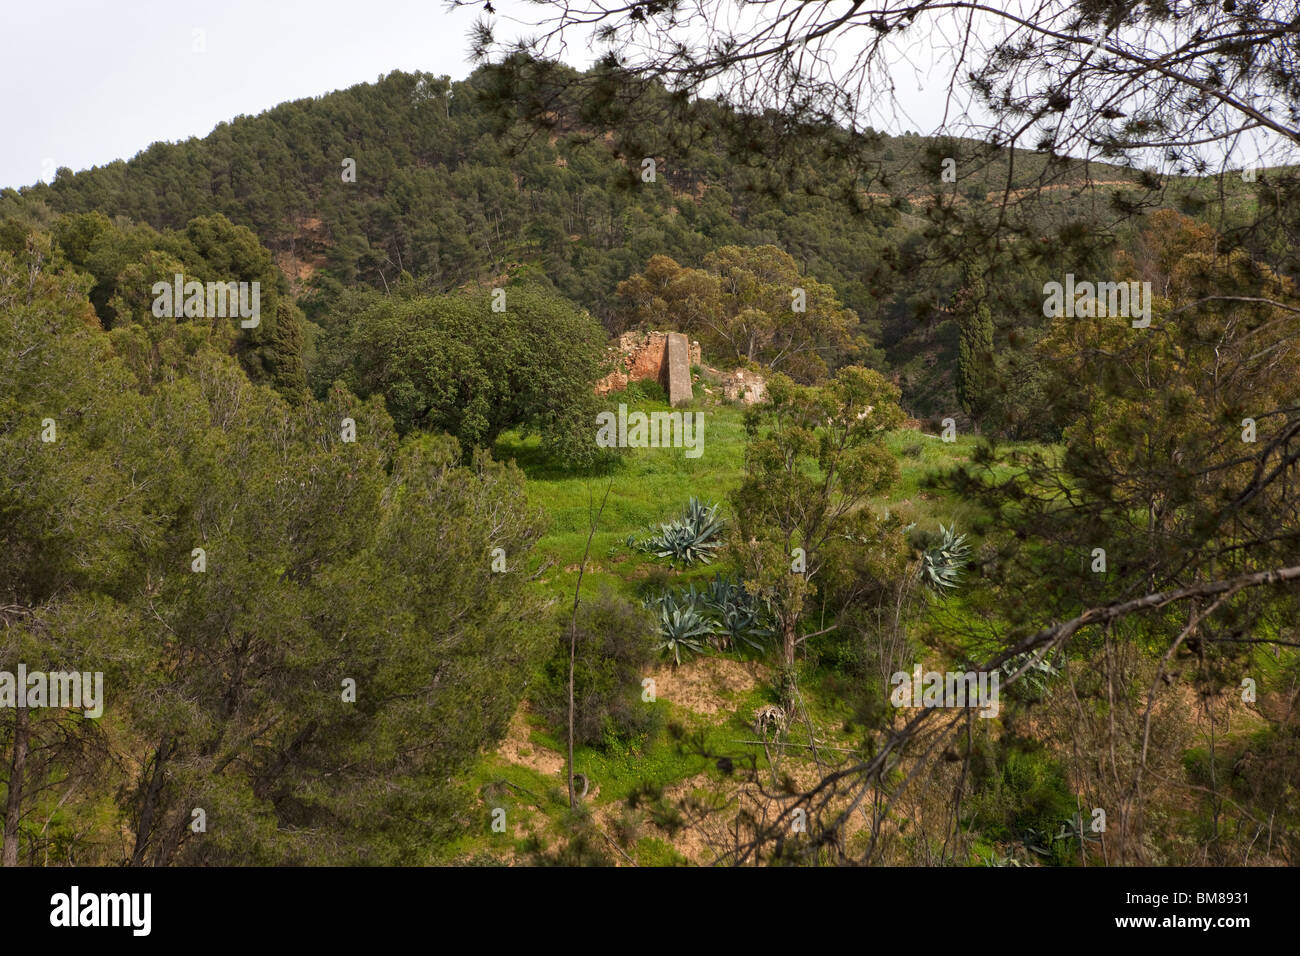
130;738;172;867
567;620;577;810
2;706;30;867
782;619;797;668
566;482;611;811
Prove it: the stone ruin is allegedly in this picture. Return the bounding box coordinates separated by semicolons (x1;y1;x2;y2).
594;330;769;407
595;331;701;407
718;368;767;405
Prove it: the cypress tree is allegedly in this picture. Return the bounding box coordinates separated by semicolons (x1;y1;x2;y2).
955;258;995;424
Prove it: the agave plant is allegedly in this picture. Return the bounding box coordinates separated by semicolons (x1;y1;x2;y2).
700;574;772;652
1055;813;1102;847
638;497;726;566
646;588;717;664
998;649;1061;696
1020;827;1055;858
701;573;738;608
921;523;971;593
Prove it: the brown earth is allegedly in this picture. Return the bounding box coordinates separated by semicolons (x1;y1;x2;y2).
647;655;768;716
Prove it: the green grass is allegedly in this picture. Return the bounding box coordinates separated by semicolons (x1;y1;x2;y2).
469;390;1056;862
635;836;690;866
493;395;747;603
495;396;1049;609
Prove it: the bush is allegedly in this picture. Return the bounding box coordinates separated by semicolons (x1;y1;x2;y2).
317;282;609;466
619;378;669;405
966;736;1078;865
535;592;661;749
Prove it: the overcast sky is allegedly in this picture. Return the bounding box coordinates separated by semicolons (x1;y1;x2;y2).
3;0;976;191
4;1;1280;192
1;0;490;189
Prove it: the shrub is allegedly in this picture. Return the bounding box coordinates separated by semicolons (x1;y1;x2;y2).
620;378;669;405
535;593;661;749
318;283;609;466
966;736;1078;865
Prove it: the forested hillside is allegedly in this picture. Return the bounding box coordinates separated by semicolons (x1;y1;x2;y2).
3;4;1299;874
4;63;1276;426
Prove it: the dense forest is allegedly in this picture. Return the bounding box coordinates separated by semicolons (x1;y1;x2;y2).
8;62;1283;432
3;0;1299;870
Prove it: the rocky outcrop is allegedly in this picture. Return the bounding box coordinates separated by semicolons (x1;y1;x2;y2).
720;368;767;404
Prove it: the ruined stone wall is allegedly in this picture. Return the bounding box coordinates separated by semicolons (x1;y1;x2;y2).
594;331;701;401
720;368;767;404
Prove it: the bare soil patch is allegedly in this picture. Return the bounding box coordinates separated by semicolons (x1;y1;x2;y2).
648;655;769;716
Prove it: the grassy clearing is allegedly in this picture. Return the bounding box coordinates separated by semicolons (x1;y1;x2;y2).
496;396;1048;605
459;391;1056;863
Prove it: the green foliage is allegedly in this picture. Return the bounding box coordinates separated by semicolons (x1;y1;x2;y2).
955;259;995;423
633;497;726;566
731;365;906;664
0;244;550;865
949;211;1300;640
965;737;1079;866
8;67;898;360
314;281;608;465
616;245;865;381
919;524;971;593
7;62;1278;429
535;592;661;750
17;209;305;398
618;377;668;405
6;58;1297;869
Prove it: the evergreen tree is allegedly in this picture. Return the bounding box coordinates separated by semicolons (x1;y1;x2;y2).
954;257;995;424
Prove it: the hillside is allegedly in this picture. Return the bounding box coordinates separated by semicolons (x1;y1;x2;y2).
3;50;1297;873
2;65;1271;419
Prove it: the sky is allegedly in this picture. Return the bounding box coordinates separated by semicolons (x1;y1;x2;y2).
1;0;971;192
3;1;1282;191
1;0;491;189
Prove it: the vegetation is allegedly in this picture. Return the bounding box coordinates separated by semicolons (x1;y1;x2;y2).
3;2;1299;868
535;592;660;749
312;279;609;464
0;243;549;864
631;497;726;567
